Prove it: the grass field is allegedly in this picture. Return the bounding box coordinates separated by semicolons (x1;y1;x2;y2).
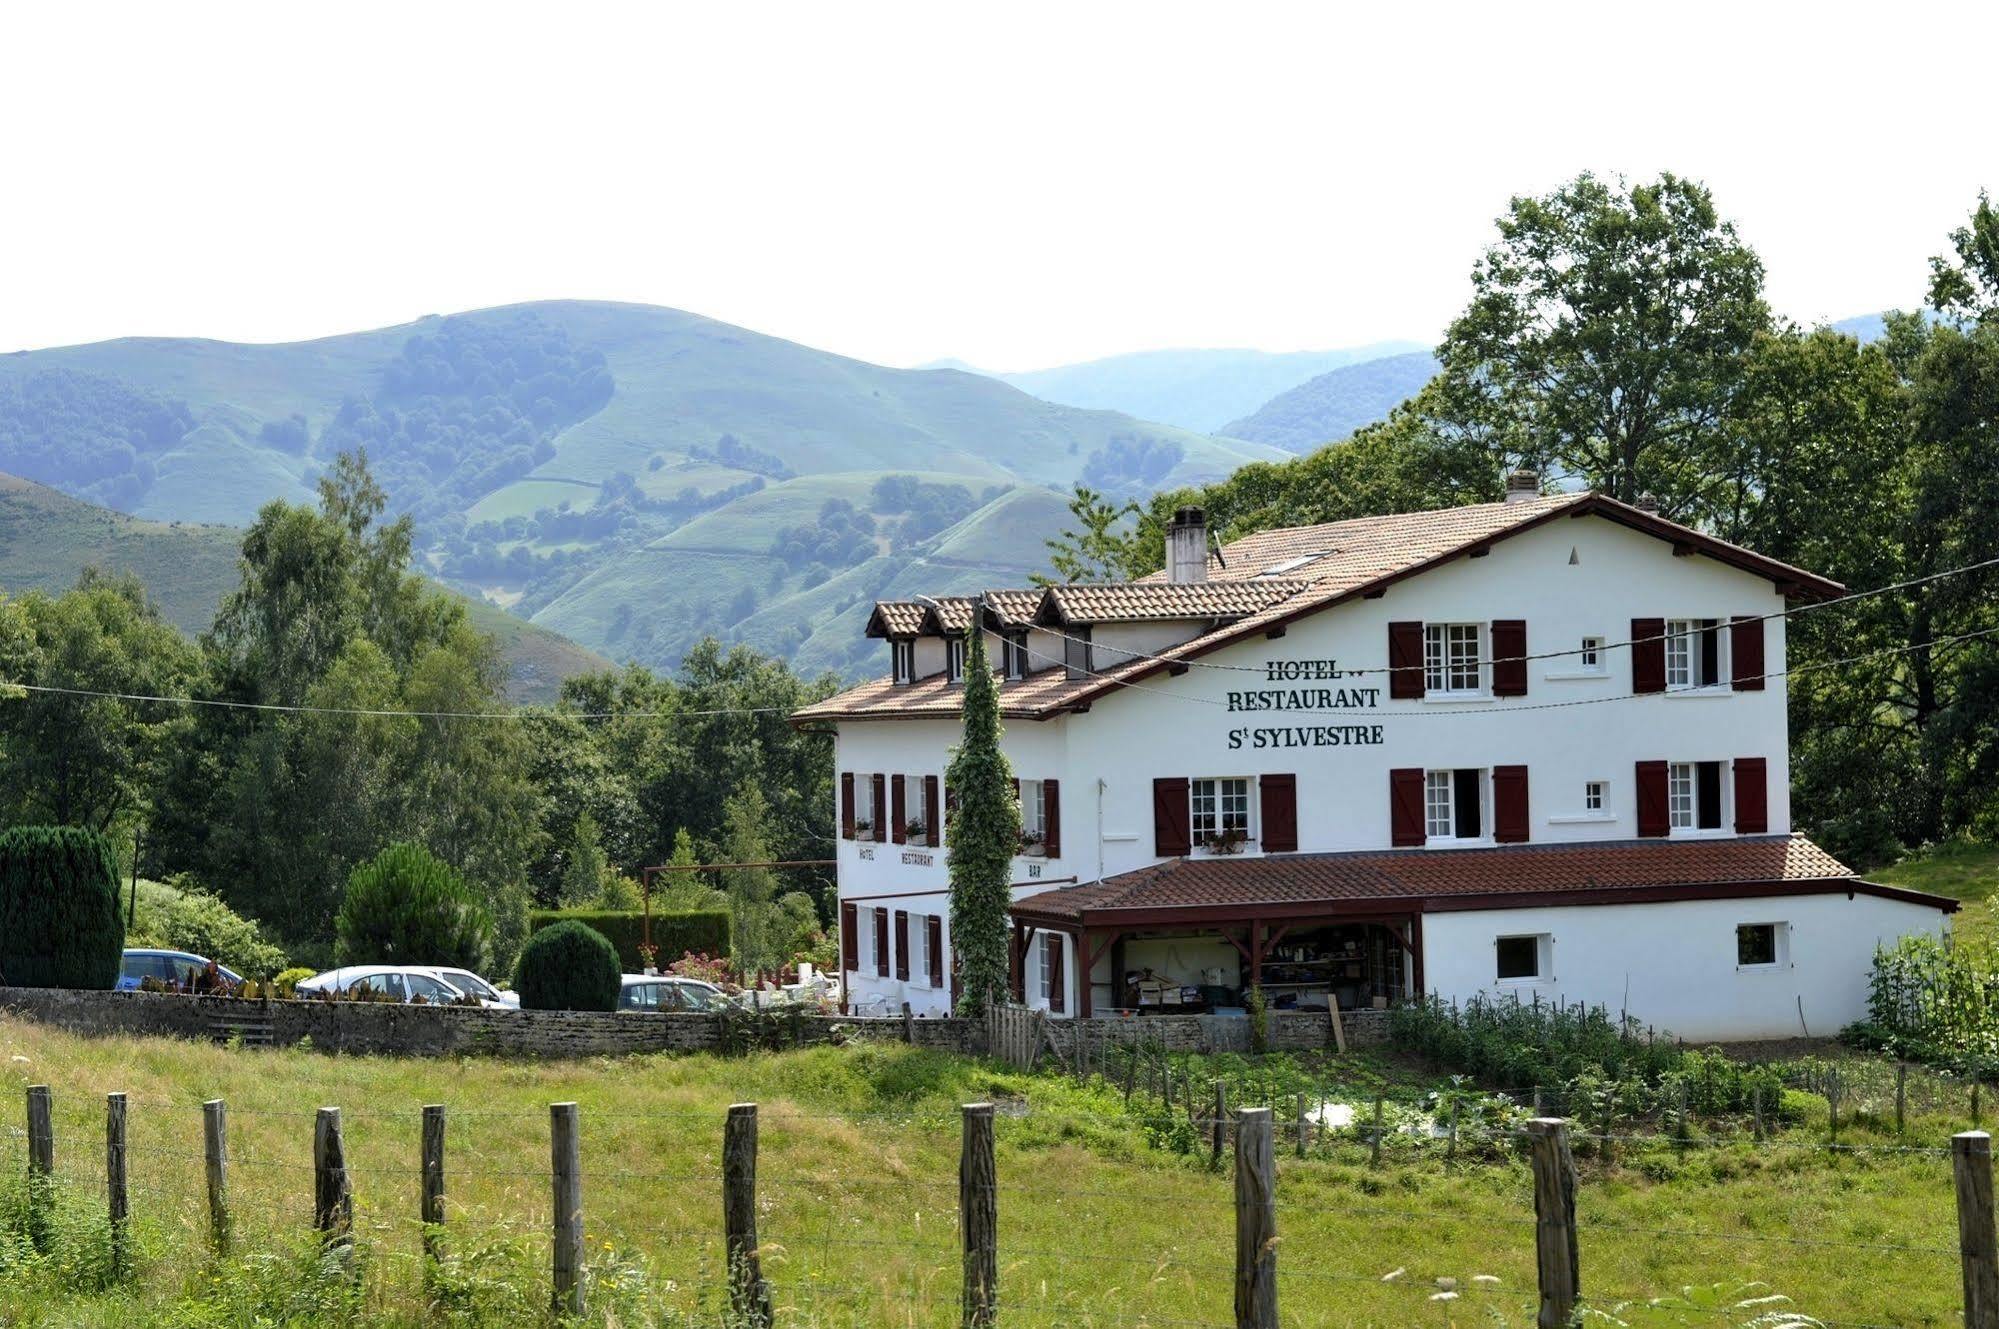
1872;839;1999;946
0;1014;1979;1327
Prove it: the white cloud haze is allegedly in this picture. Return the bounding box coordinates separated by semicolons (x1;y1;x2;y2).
1;0;1992;367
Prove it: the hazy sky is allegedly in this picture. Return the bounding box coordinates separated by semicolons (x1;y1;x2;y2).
3;1;1992;368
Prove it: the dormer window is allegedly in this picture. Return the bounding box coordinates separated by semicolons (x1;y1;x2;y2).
1064;626;1093;681
892;640;916;684
1003;630;1031;679
945;636;967;682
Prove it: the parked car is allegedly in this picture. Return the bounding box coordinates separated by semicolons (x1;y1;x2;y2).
416;966;519;1009
118;949;244;993
294;966;469;1005
617;974;727;1012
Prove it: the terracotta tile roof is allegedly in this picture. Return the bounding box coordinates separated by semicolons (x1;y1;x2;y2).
1038;579;1313;625
865;602;929;638
792;668;1099;723
1010;835;1953;921
802;492;1846;724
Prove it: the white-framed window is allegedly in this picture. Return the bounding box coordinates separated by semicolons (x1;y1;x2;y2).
912;914;931;986
853;776;876;833
1579;636;1605;671
1424;623;1483;694
1496;933;1550;983
1666;618;1725;689
1190;777;1252;846
1003;631;1031;679
857;906;876;972
1668;760;1724;831
1039;933;1058;1001
1584;780;1607;813
1736;922;1783;969
1018;778;1046;851
904;773;932;843
1424;769;1483;840
891;640;916;683
945;636;967;682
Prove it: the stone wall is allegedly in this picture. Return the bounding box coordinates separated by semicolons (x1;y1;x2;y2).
0;988;1388;1061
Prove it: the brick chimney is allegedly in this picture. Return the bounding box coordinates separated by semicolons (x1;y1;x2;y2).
1166;506;1209;584
1504;469;1540;504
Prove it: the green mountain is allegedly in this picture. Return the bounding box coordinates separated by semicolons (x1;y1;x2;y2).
0;300;1291;676
948;344;1426;434
1221;350;1439;452
0;472;607;701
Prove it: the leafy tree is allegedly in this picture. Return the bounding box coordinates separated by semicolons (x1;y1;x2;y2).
560;809;608;906
1041;487;1142;584
0;825;124;989
0;570;201;833
514;918;620;1012
335;842;492;971
1433;171;1769;514
1929;190;1999;324
946;626;1018;1014
719;786;785;978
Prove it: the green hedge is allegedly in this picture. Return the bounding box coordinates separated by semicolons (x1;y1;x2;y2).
527;909;729;971
0;826;124;989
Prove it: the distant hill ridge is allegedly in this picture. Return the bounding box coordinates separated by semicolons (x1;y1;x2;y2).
0;300;1291;678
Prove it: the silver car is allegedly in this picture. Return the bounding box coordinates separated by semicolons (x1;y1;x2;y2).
617;974;727;1012
295;966;468;1005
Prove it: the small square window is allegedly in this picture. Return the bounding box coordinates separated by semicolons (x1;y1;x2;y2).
1580;636;1604;670
1737;923;1780;968
1496;935;1544;982
1584;781;1606;813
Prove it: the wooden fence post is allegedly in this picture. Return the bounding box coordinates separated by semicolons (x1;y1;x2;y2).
422;1104;446;1263
26;1084;53;1246
1234;1106;1278;1329
204;1099;230;1253
1896;1063;1909;1137
1371;1095;1385;1167
106;1092;128;1269
961;1102;998;1329
1752;1084;1765;1144
723;1103;771;1327
1447;1095;1459;1165
1295;1092;1309;1158
1527;1118;1580;1329
1956;1131;1999;1329
313;1106;353;1256
1210;1080;1229;1166
902;1000;915;1045
551;1101;583;1315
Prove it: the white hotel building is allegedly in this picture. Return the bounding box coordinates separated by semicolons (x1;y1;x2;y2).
792;478;1953;1042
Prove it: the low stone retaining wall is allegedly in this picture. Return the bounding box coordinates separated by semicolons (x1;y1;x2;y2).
0;987;1389;1060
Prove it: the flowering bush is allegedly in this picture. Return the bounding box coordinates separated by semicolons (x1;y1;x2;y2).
667;951;737;990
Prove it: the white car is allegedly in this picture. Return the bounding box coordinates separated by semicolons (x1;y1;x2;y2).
416;966;519;1010
295;966;469;1005
617;974;728;1012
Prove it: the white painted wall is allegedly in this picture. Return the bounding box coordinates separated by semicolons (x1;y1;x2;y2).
1421;893;1949;1042
827;512;1886;1020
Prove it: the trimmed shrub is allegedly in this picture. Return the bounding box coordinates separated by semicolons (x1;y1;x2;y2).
514;920;620;1012
527;909;729;972
335;843;492;971
0;826;124;989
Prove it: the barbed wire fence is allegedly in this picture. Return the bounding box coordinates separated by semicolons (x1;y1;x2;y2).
4;1080;1996;1327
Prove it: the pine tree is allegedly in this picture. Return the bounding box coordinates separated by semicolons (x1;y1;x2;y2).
720;787;782;979
946;623;1019;1014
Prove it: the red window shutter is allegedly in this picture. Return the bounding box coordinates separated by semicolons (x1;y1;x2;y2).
1260;774;1298;852
927;915;943;987
1152;778;1191;856
1734;757;1769;833
923;775;940;847
1493;765;1530;843
1043;779;1062;858
840;773;855;840
1390;768;1426;846
873;908;890;977
1636;761;1670;837
840;901;857;973
1632;619;1666;694
891;775;907;844
1491;620;1528;697
871;774;887;842
1047;938;1065;1014
1731;616;1765;691
1388;621;1426;699
894;910;911;980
